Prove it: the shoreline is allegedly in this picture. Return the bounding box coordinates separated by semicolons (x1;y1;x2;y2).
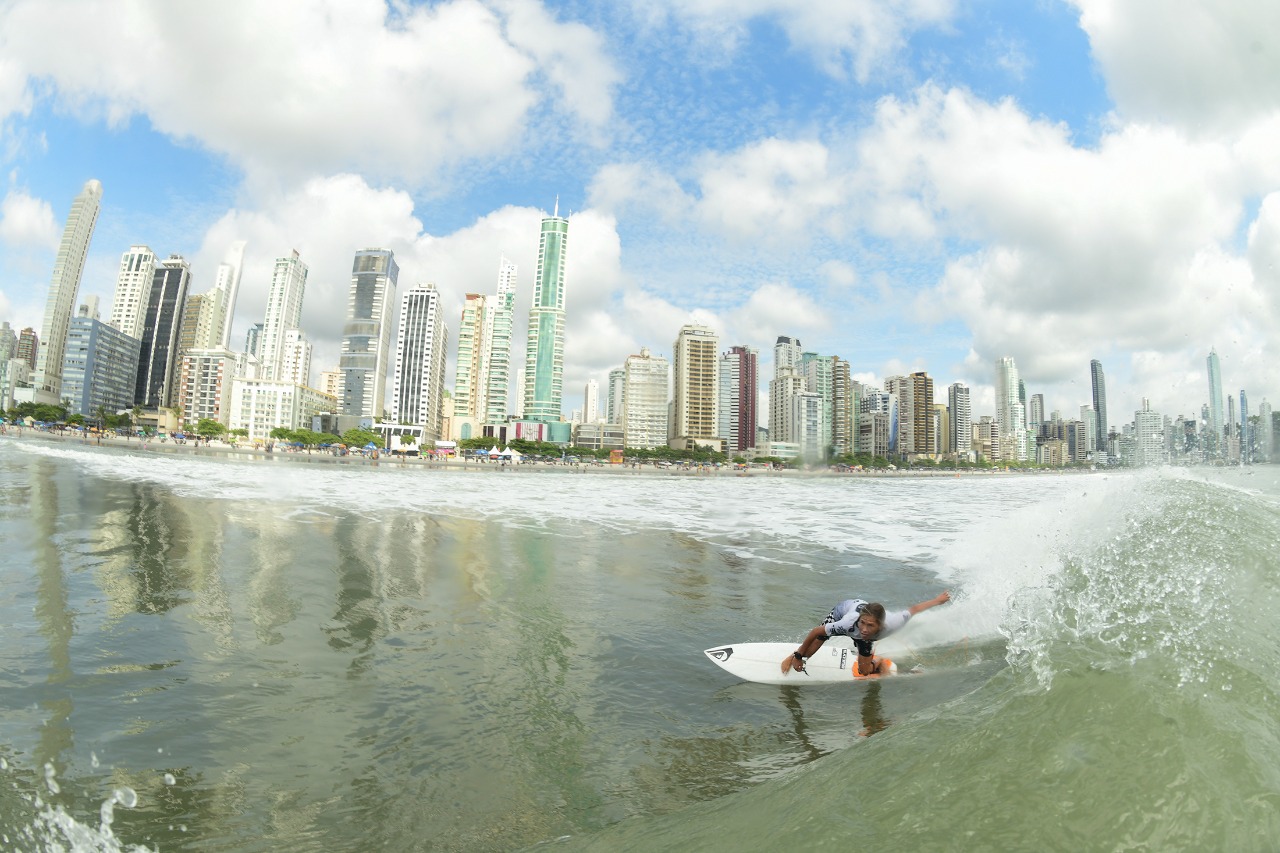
0;427;1099;479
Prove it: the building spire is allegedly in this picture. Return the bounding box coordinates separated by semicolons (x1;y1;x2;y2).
553;195;559;218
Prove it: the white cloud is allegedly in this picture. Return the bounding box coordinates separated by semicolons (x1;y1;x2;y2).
726;281;829;346
638;0;957;81
0;54;31;120
494;0;620;135
585;162;692;224
0;0;618;186
1069;0;1280;130
0;189;57;248
696;138;846;243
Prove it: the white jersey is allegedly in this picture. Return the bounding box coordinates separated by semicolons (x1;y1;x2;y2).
822;599;911;643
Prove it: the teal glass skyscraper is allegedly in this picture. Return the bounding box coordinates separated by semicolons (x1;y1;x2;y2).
522;205;569;422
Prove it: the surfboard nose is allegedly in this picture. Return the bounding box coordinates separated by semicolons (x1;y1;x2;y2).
704;646;734;662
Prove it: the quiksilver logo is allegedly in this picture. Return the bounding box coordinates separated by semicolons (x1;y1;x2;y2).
706;647;734;662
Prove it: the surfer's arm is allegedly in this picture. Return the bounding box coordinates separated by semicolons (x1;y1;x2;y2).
908;590;950;615
781;625;829;673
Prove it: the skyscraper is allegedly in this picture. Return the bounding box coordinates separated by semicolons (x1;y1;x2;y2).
452;258;518;429
583;379;599;423
803;352;835;456
523;207;569;422
203;241;246;351
996;357;1026;461
1258;399;1273;463
109;246;159;340
1133;399;1164;467
1206;349;1224;457
31;179;102;405
1079;405;1096;455
453;292;488;420
61;309;141;418
719;345;758;452
341;249;399;419
623;347;669;449
0;322;15;409
1090;359;1108;456
791;390;824;460
1240;389;1250;463
484;257;517;423
770;336;804;443
671;324;720;447
831;356;855;458
175;350;237;428
606;367;626;425
259;251;308;382
390;284;449;439
16;327;38;369
135;255;191;409
906;372;935;455
245;323;263;360
949;382;972;460
1029;394;1044;432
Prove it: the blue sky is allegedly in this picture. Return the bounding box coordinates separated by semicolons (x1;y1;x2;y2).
1;0;1277;425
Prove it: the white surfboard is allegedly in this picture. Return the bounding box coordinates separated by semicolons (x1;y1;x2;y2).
704;639;898;685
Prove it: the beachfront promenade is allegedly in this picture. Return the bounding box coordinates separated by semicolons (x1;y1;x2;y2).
1;425;1092;479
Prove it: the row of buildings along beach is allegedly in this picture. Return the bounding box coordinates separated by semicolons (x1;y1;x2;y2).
1;179;1273;467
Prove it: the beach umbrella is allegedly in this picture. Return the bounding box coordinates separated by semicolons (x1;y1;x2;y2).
364;442;378;449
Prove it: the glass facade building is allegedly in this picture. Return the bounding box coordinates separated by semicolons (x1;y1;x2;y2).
522;212;569;422
60;316;141;418
341;249;398;418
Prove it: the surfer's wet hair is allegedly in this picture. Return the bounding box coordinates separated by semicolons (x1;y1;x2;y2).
859;603;887;627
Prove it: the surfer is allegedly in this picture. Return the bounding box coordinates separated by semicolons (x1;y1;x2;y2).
781;591;951;676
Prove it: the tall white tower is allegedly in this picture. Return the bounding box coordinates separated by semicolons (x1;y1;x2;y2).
484;257;517;423
259;250;308;382
623;347;669;449
583;378;600;423
949;382;972;460
770;335;804;443
995;356;1026;461
109;245;158;340
203;240;246;350
391;283;449;439
32;179;102;404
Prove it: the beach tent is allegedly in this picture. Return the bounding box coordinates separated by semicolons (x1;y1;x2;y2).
487;446;501;457
497;446;522;461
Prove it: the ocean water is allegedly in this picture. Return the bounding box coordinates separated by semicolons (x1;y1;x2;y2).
1;437;1278;852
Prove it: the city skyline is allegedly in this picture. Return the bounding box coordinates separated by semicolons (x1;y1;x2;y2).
0;2;1277;425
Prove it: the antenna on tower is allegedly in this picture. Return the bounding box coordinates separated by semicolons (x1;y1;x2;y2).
554;196;559;217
